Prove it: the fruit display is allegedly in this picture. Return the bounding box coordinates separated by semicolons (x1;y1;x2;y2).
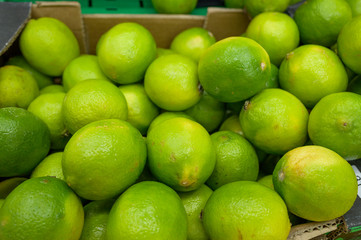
1;0;361;239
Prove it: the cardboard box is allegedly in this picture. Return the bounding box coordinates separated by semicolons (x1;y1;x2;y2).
0;2;360;239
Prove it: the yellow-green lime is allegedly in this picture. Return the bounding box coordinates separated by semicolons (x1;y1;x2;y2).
185;91;225;132
266;64;279;88
294;0;352;47
19;17;80;76
244;0;291;17
156;48;176;58
40;85;65;95
147;117;216;192
346;0;361;16
62;79;127;134
203;181;291;240
63;119;146;200
62;54;110;92
348;75;361;94
0;177;84;240
145;54;201;111
219;115;244;136
28;92;70;150
170;27;216;62
239;88;309;155
338;15;361;75
0;199;4;208
0;107;50;177
6;55;53;89
147;111;194;135
224;0;244;8
119;83;160;135
273;145;357;221
30;152;64;180
245;12;300;66
308;92;361;160
80;199;115;240
0;65;39;108
97;22;156;84
0;177;27;199
257;175;274;189
206;131;259;190
178;184;213;240
198;37;271;102
107;181;187;240
151;0;198;14
279;44;348;108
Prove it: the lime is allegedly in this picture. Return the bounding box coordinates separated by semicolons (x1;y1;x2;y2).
294;0;352;47
244;0;291;17
225;0;244;8
239;88;309;154
245;12;300;66
97;22;156;84
0;177;84;240
257;175;274;189
156;48;176;58
151;0;198;14
19;17;80;76
266;64;279;88
144;54;201;111
219;115;244;136
0;65;39;108
170;27;216;62
6;55;53;89
203;181;291;240
30;152;64;180
348;75;361;94
198;37;271;102
107;181;187;240
62;54;110;92
63;119;146;200
308;92;361;160
119;83;160;135
40;85;65;95
147;111;194;135
0;177;27;199
279;44;348;108
62;79;127;134
273;145;357;221
206;131;259;190
178;184;213;240
346;0;361;16
0;107;50;177
147;117;216;192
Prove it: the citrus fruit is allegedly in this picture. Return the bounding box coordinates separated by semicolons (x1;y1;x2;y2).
62;79;127;134
348;75;361;94
203;181;291;240
30;152;64;180
144;54;201;111
170;27;216;62
198;37;271;102
239;88;309;155
119;83;160;135
273;145;357;221
151;0;198;14
0;199;4;208
62;54;110;92
6;55;53;89
346;0;361;16
97;22;156;84
245;12;300;66
308;92;361;160
147;117;216;192
257;175;274;189
40;84;65;95
147;111;194;135
19;17;80;76
178;184;213;240
0;177;27;199
260;154;282;175
0;107;50;177
63;119;146;200
0;65;39;108
28;92;70;150
156;47;176;58
244;0;291;17
0;176;84;240
185;91;225;132
225;101;245;116
294;0;352;47
80;199;115;240
279;44;348;108
224;0;244;8
107;181;187;240
206;131;258;190
219;115;244;136
338;15;361;75
266;64;279;88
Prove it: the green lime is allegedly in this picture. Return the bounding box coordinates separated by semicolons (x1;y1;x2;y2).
40;85;65;95
0;177;27;199
345;0;361;16
30;152;64;180
151;0;198;14
225;0;244;8
219;115;244;136
348;75;361;94
147;111;194;135
244;0;291;17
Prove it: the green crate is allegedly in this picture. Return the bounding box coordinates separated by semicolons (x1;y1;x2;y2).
91;0;141;8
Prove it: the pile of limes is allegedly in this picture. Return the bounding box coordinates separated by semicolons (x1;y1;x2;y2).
1;0;361;239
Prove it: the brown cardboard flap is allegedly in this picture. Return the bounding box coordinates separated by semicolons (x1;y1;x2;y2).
288;218;341;240
204;7;250;40
31;1;86;53
83;14;205;54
